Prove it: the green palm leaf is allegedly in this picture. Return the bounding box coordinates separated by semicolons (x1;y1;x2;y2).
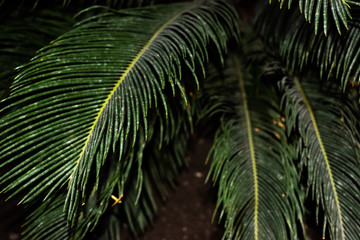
0;9;74;100
256;5;360;90
280;73;360;239
0;0;160;13
21;100;192;239
22;193;69;240
121;100;192;237
0;0;239;225
22;149;126;240
206;55;303;240
273;0;360;35
97;214;121;240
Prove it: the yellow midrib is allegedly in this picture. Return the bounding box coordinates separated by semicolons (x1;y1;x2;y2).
294;77;345;239
235;56;259;240
69;5;193;181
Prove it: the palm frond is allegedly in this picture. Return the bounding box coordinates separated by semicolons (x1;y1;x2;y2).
122;172;157;236
280;72;360;239
22;193;70;240
0;9;73;100
143;110;192;200
21;100;192;239
0;0;166;15
21;148;125;240
273;0;360;35
206;55;303;240
0;0;239;225
97;214;121;240
256;4;360;91
21;121;158;239
120;95;192;236
78;101;192;239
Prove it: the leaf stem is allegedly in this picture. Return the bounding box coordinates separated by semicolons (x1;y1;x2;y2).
235;56;259;240
294;77;344;239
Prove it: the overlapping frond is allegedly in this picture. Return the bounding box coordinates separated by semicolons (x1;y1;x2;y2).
21;93;193;239
4;0;360;239
0;0;165;14
97;214;121;240
0;9;73;100
280;73;360;239
205;55;303;240
273;0;360;35
21;148;126;240
0;1;236;218
121;100;192;237
22;193;69;240
256;4;360;91
0;0;239;226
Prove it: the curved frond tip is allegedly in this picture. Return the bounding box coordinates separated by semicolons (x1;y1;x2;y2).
206;55;303;240
256;4;360;91
0;0;239;224
280;74;360;240
274;0;359;35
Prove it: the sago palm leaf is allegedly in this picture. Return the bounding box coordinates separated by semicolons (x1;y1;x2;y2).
121;100;192;237
22;193;70;240
21;61;194;239
97;214;121;240
21;101;191;239
256;4;360;90
22;149;126;240
272;0;360;35
0;0;159;12
0;0;239;225
206;55;303;240
0;9;73;100
280;73;360;239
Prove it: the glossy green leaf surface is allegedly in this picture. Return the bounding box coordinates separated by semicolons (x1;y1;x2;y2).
280;74;360;240
206;55;303;240
256;4;360;91
0;0;239;226
0;9;74;100
274;0;360;35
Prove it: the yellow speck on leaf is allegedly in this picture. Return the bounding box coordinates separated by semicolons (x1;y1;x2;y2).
274;132;281;140
277;121;285;128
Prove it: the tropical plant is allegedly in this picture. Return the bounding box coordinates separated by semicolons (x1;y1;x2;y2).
0;0;360;240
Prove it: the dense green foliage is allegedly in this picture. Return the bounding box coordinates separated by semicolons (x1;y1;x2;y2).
0;0;360;239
